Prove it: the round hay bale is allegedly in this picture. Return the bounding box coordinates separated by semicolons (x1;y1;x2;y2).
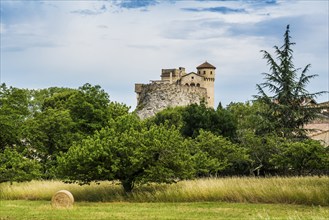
51;190;74;208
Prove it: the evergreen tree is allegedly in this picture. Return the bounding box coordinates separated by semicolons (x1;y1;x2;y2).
255;25;326;138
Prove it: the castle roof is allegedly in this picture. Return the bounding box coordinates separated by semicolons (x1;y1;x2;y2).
197;61;216;69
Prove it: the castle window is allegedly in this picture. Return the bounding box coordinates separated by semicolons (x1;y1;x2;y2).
191;77;194;79
190;83;195;87
196;83;200;87
198;71;200;74
185;83;189;86
210;71;213;75
203;71;206;74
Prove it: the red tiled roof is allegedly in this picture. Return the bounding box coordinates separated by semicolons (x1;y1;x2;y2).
197;61;216;69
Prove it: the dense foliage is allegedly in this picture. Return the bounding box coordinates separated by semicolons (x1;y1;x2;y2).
57;114;194;192
149;102;237;140
0;84;29;151
0;26;328;191
1;82;328;191
0;148;41;184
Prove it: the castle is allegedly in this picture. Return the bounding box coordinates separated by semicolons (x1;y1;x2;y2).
135;61;216;119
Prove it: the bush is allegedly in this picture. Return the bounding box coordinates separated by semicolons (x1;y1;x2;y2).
271;139;329;175
192;131;249;176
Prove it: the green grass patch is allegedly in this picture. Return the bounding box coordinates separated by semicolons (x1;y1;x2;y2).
1;177;328;206
1;200;328;220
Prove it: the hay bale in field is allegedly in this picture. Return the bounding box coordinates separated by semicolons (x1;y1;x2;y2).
51;190;74;208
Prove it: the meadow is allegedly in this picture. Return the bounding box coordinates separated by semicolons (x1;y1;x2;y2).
1;177;328;219
1;200;328;220
1;177;328;205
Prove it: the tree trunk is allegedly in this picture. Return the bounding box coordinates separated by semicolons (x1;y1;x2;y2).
121;179;134;193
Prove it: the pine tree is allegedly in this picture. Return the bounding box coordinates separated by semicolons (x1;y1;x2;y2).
255;25;325;138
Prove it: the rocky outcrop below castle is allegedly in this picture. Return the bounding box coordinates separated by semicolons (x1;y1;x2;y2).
135;83;207;119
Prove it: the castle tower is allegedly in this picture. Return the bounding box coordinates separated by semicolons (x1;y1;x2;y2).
196;61;216;108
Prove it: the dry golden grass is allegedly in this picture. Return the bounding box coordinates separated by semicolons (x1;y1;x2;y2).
0;180;123;201
1;176;328;206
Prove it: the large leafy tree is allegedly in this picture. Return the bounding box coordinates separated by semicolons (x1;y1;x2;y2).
238;131;283;176
0;84;30;151
255;25;325;138
68;83;114;134
57;114;194;192
24;108;77;178
24;84;129;178
40;83;128;135
0;84;43;183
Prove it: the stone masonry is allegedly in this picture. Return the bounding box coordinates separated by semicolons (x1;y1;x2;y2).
135;61;216;119
135;83;207;119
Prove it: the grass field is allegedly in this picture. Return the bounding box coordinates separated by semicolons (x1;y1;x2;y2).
1;177;328;205
1;177;328;219
1;200;328;220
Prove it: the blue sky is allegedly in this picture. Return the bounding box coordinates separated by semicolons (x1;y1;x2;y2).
1;0;328;109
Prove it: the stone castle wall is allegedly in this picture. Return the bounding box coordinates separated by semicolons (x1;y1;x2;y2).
135;83;207;119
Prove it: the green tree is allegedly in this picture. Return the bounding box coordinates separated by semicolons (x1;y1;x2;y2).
227;101;274;136
255;25;325;138
0;148;41;184
57;114;194;192
38;83;129;135
0;84;29;151
181;103;237;139
271;140;329;175
193;130;249;176
40;84;126;135
238;131;283;176
24;84;129;178
149;103;237;140
148;106;184;129
24;108;77;178
68;83;113;134
216;105;238;139
28;87;75;115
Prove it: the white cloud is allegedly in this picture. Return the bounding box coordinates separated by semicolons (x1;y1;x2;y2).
1;0;328;108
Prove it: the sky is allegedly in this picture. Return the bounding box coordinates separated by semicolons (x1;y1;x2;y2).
1;0;328;110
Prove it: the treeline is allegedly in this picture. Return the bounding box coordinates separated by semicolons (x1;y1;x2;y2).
1;25;328;192
0;83;130;182
1;83;328;192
